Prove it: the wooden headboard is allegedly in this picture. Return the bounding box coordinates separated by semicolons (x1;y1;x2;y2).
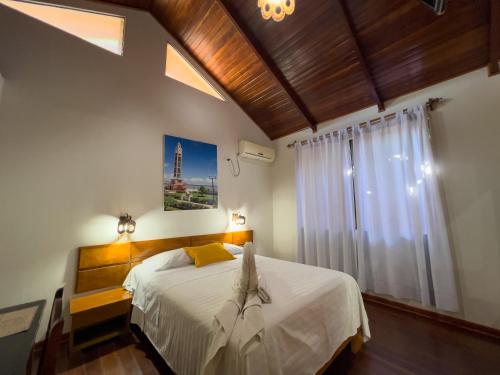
75;230;253;293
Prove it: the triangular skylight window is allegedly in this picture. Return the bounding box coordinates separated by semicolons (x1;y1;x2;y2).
0;0;125;55
165;44;225;101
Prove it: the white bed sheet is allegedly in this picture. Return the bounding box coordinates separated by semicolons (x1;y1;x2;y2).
124;254;370;375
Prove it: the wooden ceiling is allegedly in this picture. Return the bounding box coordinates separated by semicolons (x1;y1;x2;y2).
96;0;499;139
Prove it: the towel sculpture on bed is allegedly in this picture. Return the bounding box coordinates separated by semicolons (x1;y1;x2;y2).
204;242;265;374
233;270;272;304
257;274;272;304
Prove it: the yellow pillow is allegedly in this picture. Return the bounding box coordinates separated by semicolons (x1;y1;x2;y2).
184;242;235;267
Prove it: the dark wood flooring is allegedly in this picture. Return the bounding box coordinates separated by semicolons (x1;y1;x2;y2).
52;301;500;374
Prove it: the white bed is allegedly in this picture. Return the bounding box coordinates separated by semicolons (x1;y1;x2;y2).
124;253;370;375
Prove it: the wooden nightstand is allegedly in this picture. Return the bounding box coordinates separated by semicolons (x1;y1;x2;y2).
69;288;132;351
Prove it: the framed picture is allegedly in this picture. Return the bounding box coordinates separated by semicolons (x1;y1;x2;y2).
163;135;218;211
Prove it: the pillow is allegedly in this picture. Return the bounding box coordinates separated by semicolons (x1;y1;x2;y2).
184;243;236;267
142;248;193;271
223;243;244;255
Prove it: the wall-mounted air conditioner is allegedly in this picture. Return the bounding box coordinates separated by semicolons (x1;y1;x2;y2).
239;140;275;163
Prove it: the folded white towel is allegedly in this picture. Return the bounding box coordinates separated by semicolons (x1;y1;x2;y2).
239;291;264;354
238;243;264;354
204;242;265;374
234;271;272;304
257;274;272;304
204;259;247;374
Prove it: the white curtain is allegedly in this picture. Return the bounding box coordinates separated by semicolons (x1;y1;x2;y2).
353;105;458;311
295;130;357;276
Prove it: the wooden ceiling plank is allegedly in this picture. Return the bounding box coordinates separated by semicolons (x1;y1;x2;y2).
150;1;285;129
148;4;247;120
76;0;491;139
337;0;385;112
215;0;318;132
489;0;500;76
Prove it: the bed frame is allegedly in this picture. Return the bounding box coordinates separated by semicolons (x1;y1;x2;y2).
75;230;253;293
316;328;363;374
75;229;363;371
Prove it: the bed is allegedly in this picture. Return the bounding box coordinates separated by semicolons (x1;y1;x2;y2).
75;231;370;375
124;252;369;374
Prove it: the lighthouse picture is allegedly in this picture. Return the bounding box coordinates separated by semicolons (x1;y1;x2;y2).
163;135;218;211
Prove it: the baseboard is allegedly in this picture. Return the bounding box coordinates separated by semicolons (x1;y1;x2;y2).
362;293;500;341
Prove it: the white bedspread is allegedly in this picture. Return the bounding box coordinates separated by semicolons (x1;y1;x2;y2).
124;254;370;375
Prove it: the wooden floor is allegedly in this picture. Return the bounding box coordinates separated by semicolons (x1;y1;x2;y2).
52;301;500;374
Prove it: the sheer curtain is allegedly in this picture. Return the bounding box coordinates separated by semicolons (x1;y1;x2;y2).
295;130;357;276
353;105;458;311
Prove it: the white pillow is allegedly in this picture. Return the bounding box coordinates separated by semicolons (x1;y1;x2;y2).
142;248;193;271
223;243;244;255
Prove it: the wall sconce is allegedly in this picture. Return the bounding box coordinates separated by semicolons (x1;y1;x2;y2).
232;212;246;225
117;214;136;234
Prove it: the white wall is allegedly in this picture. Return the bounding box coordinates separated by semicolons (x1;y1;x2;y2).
0;1;273;339
272;69;500;330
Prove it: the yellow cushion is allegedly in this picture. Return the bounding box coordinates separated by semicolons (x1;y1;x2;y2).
184;243;235;267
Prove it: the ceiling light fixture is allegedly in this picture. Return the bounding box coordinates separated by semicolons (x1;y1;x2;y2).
258;0;295;22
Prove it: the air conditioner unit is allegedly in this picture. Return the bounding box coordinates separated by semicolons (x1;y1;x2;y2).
238;140;275;163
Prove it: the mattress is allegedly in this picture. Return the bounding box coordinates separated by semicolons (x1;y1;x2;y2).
124;254;370;375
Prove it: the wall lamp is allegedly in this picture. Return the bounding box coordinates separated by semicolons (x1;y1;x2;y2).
232;212;246;226
117;214;136;234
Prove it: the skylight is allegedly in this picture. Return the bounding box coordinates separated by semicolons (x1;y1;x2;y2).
165;44;225;101
0;0;125;55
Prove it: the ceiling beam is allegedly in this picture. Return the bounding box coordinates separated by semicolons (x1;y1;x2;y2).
337;0;385;112
488;0;500;76
215;0;318;132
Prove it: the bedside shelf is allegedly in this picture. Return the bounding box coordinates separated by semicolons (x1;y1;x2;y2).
72;315;128;350
70;288;132;351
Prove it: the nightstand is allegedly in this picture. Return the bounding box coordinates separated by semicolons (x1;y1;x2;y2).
69;288;132;351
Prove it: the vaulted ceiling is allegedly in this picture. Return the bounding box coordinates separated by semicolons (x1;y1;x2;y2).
97;0;499;139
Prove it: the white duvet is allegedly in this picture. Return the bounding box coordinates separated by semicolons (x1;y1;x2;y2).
124;254;370;375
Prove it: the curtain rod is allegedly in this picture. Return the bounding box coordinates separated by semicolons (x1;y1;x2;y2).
286;97;444;148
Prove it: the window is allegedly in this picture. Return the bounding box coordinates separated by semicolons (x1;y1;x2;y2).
295;107;458;311
0;0;125;55
165;44;225;101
